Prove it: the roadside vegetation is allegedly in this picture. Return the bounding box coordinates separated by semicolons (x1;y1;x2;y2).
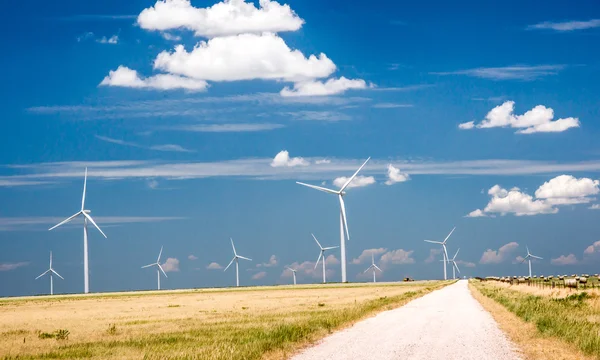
0;281;450;359
471;279;600;359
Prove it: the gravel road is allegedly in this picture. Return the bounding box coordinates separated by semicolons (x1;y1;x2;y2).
291;280;520;360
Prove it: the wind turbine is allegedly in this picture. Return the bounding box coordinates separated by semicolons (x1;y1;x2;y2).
297;158;370;283
443;248;461;280
312;233;339;283
424;227;456;280
521;246;542;277
224;238;252;287
141;246;168;290
35;251;64;295
48;168;107;294
286;267;298;285
363;252;382;283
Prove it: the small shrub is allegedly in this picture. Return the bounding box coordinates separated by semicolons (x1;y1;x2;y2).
106;324;118;335
242;306;249;310
167;304;180;308
317;303;325;307
55;329;69;340
38;332;55;340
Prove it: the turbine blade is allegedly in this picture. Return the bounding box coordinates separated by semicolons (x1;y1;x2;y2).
157;246;163;263
224;257;235;271
238;256;252;261
35;269;50;280
443;227;456;244
520;256;527;264
311;233;323;250
531;255;543;260
81;167;87;211
49;251;53;268
83;212;107;238
453;248;460;260
51;269;64;280
158;264;168;278
424;240;442;244
526;245;530;256
454;261;461;274
323;246;339;250
339;195;350;240
363;266;371;273
141;263;156;268
230;238;237;256
296;182;339;195
371;252;375;265
314;252;323;269
48;211;81;231
339;157;371;192
374;265;383;272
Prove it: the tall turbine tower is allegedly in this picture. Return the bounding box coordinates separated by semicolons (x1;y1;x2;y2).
443;248;461;280
424;227;456;280
49;168;107;293
312;233;339;283
224;238;252;287
521;246;542;277
286;267;297;285
35;251;64;295
363;252;382;283
141;246;168;290
297;158;370;283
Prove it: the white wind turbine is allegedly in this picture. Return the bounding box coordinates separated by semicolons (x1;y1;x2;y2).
424;227;456;280
521;246;542;277
48;168;107;294
224;238;252;287
141;246;168;290
312;233;339;284
297;158;370;283
443;248;461;280
35;251;64;295
363;252;382;283
286;267;298;285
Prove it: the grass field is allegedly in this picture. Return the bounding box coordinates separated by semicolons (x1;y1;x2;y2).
0;281;449;359
471;279;600;359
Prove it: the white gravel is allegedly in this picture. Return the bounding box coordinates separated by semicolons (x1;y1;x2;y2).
291;280;521;360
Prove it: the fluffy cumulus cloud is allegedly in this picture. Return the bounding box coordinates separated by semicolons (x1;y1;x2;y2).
385;164;410;185
351;248;387;265
380;249;415;268
100;66;208;91
256;255;278;268
424;248;441;263
206;262;223;270
281;255;339;280
551;254;578;265
333;175;375;189
280;77;370;97
458;101;580;134
270;150;309;167
590;204;600;210
252;271;267;280
457;260;476;268
480;242;519;264
137;0;304;37
468;175;599;217
584;241;600;256
188;254;198;260
161;257;180;272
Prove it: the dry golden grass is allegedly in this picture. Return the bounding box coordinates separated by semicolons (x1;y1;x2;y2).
470;280;598;360
0;281;447;359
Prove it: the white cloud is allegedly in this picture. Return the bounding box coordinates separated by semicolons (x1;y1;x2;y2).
162;32;182;41
551;254;578;265
161;257;180;272
270;150;309;167
458;121;475;130
256;255;278;268
372;103;413;109
535;175;599;204
480;242;519;264
385;164;409;185
137;0;304;38
456;260;476;268
0;216;183;231
465;209;487;218
100;66;208;91
96;35;119;44
153;33;336;83
433;65;565;81
77;32;94;42
0;262;29;271
315;159;331;164
188;254;198;260
147;179;159;189
528;19;600;31
424;248;441;263
351;248;386;265
380;249;415;267
584;241;600;256
465;101;579;134
252;271;267;280
206;262;223;270
95;135;195;153
150;144;194;152
281;255;338;280
280;77;369;97
165;123;284;132
284;111;351;122
590;204;600;210
333;175;375;189
480;185;556;216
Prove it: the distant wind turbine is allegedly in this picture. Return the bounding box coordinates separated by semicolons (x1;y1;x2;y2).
35;251;64;295
363;252;382;283
442;248;461;280
312;233;339;283
521;246;542;277
224;238;252;287
424;227;456;280
286;267;298;285
49;168;107;294
141;246;168;290
297;157;370;283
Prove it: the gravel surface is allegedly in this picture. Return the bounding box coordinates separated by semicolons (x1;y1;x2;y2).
291;280;521;360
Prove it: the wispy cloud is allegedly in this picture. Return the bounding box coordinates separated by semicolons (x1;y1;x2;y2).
283;111;352;122
162;123;285;133
431;65;565;80
372;103;413;109
95;135;194;153
527;19;600;31
0;216;185;231
371;84;434;92
0;262;29;271
59;14;137;21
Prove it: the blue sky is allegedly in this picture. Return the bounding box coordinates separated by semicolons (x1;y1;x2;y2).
1;0;600;296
